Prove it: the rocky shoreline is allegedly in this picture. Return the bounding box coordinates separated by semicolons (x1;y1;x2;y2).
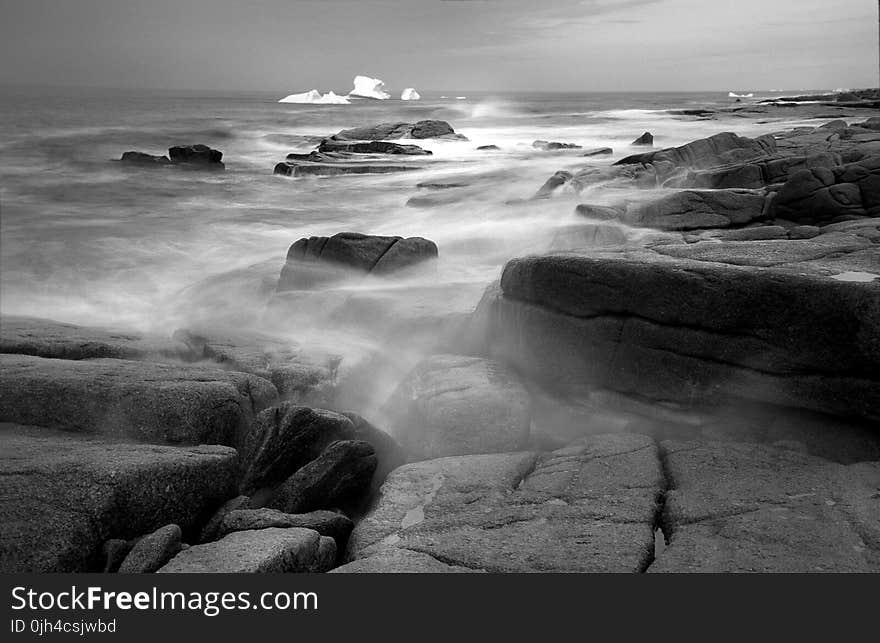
2;98;879;573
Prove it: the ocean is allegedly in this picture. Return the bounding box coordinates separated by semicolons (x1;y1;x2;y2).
0;86;826;340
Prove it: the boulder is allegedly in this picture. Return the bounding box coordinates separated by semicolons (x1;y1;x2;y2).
239;403;355;496
118;524;183;574
157;527;329;573
651;441;880;572
268;440;377;514
686;152;841;190
382;354;531;460
533;140;582;151
0;315;185;361
346;434;663;572
217;508;353;546
477;145;500;151
168;144;224;168
534;170;573;198
486;246;880;422
276;232;438;290
582;147;613;157
0;355;277;446
317;139;432;155
631;132;654;146
120;151;171;165
624;189;768;230
0;424;238;572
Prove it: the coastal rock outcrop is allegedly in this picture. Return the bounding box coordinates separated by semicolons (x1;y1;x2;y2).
631;132;654;146
276;232;438;290
623;188;768;230
481;239;880;423
317;139;432;155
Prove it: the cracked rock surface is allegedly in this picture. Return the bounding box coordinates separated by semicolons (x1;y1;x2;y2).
344;433;663;572
652;441;880;572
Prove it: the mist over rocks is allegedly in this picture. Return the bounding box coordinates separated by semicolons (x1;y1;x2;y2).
381;354;532;461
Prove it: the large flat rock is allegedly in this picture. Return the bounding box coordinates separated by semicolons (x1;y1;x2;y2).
652;441;880;572
0;424;238;572
157;527;330;573
0;354;278;445
0;315;185;360
484;241;880;422
346;434;663;572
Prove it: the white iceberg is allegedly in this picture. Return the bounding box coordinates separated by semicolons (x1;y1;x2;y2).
349;75;391;100
728;92;754;98
401;87;421;101
278;89;350;104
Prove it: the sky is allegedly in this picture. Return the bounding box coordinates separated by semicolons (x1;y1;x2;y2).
0;0;876;93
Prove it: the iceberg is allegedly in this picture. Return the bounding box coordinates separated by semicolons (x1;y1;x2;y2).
728;92;754;98
278;90;350;104
401;88;421;101
349;75;391;100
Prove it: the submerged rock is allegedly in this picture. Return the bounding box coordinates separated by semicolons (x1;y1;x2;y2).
533;140;582;151
582;147;613;157
382;354;531;461
276;232;438;290
631;132;654;146
317;139;432;155
168;144;224;168
120;151;171;165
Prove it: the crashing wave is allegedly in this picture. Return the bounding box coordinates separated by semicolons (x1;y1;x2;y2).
349;75;391;100
728;92;754;98
278;90;350;104
401;88;421;101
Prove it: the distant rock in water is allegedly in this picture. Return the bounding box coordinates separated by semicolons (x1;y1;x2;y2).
317;139;432;155
333;120;468;141
348;75;391;100
631;132;654;146
122;144;225;170
477;144;500;151
169;144;224;167
533;140;582;151
120;151;171;165
277;232;438;290
582;147;613;157
400;88;421;101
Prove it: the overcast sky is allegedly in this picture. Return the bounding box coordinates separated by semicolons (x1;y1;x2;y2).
0;0;875;92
